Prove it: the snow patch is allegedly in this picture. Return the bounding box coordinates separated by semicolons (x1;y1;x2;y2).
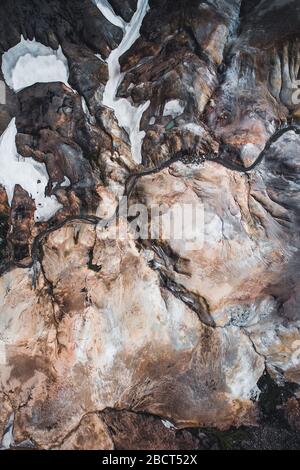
81;96;96;125
183;123;205;136
1;413;15;450
0;119;62;222
95;0;150;163
2;36;69;92
95;53;106;63
61;176;71;188
92;0;125;29
163;99;185;118
161;419;176;430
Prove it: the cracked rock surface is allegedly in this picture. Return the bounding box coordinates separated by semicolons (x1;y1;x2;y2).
0;0;300;450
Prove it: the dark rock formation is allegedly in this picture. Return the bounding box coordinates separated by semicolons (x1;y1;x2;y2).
0;185;9;264
101;409;207;450
0;0;123;57
110;0;138;22
8;185;36;261
16;82;108;210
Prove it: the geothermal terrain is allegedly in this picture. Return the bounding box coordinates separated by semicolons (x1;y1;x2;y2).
0;0;300;450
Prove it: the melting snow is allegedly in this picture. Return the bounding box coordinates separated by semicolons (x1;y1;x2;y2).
161;419;176;430
95;0;150;163
95;53;106;63
92;0;125;29
163;99;185;118
183;123;205;136
0;413;15;450
81;96;96;125
2;36;69;92
61;176;71;188
0;119;62;222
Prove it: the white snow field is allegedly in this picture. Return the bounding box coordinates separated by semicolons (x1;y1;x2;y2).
95;0;150;163
1;36;69;92
92;0;125;29
0;119;62;222
0;414;15;450
0;37;68;221
163;100;185;118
